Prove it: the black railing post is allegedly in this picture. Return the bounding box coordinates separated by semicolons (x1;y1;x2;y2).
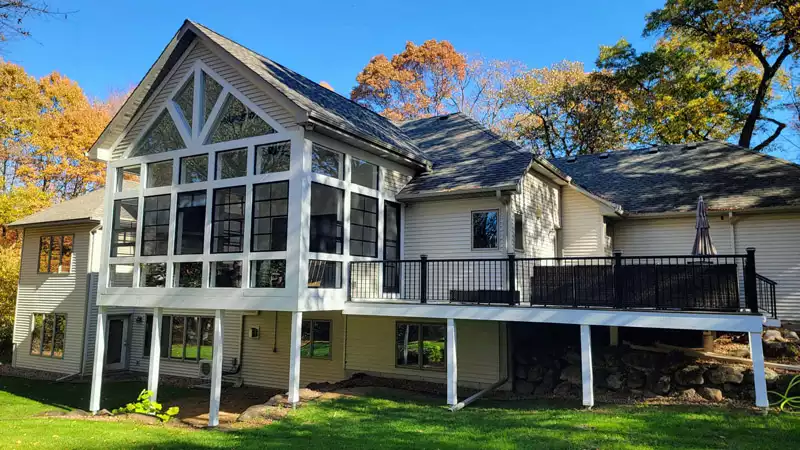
507;253;516;305
613;250;624;308
420;255;428;304
744;248;757;313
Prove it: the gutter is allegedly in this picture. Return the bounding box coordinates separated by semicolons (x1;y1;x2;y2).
397;184;519;202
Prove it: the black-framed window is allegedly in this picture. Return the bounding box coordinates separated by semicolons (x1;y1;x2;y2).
309;183;343;254
145;314;213;361
111;198;138;257
351;158;378;189
252;181;288;252
472;210;498;249
175;191;206;255
301;319;331;359
38;235;73;273
311;143;342;179
395;322;446;370
250;260;286;288
383;201;401;293
215;148;247;180
142;195;171;256
147;160;173;188
174;262;203;287
30;313;66;358
212;186;245;253
211;260;242;287
180;154;208;184
255;141;290;174
514;213;524;251
307;260;342;288
350;193;378;257
140;263;167;287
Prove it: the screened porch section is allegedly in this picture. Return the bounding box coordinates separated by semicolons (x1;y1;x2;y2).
348;249;777;317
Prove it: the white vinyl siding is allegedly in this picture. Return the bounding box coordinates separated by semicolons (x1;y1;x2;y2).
241;311;344;388
404;197;506;260
561;188;605;257
127;309;243;378
112;41;295;160
614;216;733;256
382;170;412;197
511;171;560;258
12;224;96;374
345;316;507;389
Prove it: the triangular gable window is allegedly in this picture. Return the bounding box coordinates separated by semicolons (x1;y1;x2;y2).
174;74;194;129
131;110;186;156
202;71;222;127
206;94;275;144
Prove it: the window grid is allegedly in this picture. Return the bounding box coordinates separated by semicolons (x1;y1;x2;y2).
350;193;378;257
212;186;246;253
141;194;171;256
38;235;73;273
111;198;138;257
251;181;289;252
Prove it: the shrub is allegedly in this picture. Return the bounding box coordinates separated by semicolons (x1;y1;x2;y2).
769;374;800;412
111;389;180;422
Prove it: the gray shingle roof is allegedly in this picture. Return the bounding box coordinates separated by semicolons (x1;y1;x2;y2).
190;22;429;167
397;113;533;198
550;141;800;214
9;188;106;228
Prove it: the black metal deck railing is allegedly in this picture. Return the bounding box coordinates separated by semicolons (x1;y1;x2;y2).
348;248;773;315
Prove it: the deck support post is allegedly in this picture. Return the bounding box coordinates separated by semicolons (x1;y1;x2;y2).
609;326;619;347
748;331;769;411
580;324;594;408
147;307;162;401
446;318;458;406
208;309;224;427
288;311;303;406
89;306;107;413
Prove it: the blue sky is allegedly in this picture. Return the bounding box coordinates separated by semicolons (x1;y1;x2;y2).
5;0;798;160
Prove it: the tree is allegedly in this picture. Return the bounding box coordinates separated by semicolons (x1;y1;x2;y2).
0;61;112;200
0;1;68;44
597;36;761;146
502;61;627;158
645;0;800;151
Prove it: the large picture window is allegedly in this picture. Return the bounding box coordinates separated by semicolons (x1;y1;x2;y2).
180;154;208;184
211;260;242;288
146;160;173;188
255;141;290;174
350;193;378;257
383;202;401;293
38;235;73;273
175;191;206;255
301;319;331;359
145;315;213;361
251;181;288;252
311;144;342;179
174;262;203;288
472;210;498;250
215;148;247;180
142;195;171;256
395;322;446;370
309;183;343;254
250;260;286;288
30;313;66;358
351;158;378;189
111;198;138;257
212;186;245;253
140;263;167;287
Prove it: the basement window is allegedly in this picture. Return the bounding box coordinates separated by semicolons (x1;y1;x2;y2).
144;314;214;361
300;319;331;359
395;322;446;371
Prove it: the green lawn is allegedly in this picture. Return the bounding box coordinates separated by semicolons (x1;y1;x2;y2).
2;376;800;449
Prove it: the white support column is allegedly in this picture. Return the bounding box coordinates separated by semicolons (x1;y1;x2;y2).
89;306;107;413
749;331;769;411
288;311;303;405
446;318;458;407
147;308;163;401
208;309;225;427
580;324;594;409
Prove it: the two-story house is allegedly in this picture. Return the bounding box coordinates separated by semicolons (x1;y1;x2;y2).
10;20;800;427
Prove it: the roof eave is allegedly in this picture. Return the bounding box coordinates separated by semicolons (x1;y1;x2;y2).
626;204;800;219
396;184;519;202
8;217;102;229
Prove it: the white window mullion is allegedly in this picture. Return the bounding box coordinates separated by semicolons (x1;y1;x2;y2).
198;87;230;145
192;65;202;142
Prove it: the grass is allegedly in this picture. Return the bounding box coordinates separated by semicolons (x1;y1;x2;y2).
2;377;800;449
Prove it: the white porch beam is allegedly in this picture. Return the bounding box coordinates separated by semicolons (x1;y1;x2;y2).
748;331;769;411
89;306;108;413
147;308;163;401
208;309;225;427
288;311;303;405
446;318;458;407
580;324;594;408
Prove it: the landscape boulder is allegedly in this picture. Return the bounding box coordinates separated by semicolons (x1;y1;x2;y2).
675;365;705;386
627;370;646;389
763;329;784;342
783;330;800;343
698;387;724;402
676;388;705;402
516;380;535;395
707;365;744;385
606;372;624;391
560;365;582;385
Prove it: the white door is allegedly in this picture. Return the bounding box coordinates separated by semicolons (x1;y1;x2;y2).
105;316;129;371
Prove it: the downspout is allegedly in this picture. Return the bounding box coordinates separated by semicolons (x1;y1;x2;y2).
80;224;103;378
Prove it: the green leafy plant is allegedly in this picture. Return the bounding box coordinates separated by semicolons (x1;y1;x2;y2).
769;374;800;412
111;389;180;422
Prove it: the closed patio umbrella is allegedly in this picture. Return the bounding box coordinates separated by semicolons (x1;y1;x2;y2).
692;196;717;256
